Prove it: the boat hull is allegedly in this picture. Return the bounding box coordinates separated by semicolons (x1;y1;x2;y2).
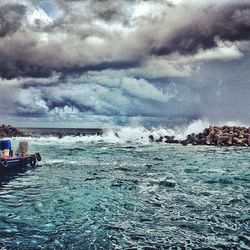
0;155;37;171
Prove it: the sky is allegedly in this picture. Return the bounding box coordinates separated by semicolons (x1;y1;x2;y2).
0;0;250;128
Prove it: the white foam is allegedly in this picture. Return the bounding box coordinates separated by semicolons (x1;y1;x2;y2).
174;119;210;140
12;119;213;145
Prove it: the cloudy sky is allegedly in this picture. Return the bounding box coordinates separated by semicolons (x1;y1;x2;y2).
0;0;250;127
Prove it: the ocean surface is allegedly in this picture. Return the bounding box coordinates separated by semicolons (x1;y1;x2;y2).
19;127;103;136
0;125;249;249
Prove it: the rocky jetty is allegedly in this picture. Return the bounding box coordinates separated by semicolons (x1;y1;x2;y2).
150;125;250;146
0;124;26;138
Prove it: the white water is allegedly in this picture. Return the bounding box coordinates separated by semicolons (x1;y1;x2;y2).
12;119;250;146
11;119;213;145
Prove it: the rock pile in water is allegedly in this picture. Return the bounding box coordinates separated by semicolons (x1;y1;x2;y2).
0;124;26;138
150;126;250;146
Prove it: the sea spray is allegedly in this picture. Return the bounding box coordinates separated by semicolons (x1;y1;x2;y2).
14;119;211;144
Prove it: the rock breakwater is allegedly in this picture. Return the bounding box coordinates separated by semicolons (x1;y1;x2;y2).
151;126;250;146
0;124;26;138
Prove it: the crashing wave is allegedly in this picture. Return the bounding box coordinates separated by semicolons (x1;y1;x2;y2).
14;119;212;144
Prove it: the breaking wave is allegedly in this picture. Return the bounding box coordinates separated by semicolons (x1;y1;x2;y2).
13;119;250;146
14;119;212;144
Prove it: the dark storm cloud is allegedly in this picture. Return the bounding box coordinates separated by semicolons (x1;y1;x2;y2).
1;0;250;127
0;4;27;37
0;60;52;80
14;104;47;117
5;72;201;122
42;96;94;113
150;2;250;56
54;0;134;22
0;0;249;79
91;0;125;22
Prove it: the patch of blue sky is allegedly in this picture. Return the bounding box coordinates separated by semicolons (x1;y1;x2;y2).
40;0;61;18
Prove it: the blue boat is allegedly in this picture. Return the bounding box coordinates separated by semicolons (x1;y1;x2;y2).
0;153;41;171
0;139;41;171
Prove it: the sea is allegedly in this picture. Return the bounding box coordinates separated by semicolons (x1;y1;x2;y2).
0;121;249;249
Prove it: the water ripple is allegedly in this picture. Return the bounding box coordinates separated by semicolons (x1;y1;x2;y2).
0;142;249;249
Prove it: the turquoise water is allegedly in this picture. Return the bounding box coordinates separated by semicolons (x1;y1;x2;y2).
0;135;249;249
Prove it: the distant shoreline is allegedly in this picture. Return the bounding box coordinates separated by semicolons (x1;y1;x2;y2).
18;127;103;137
